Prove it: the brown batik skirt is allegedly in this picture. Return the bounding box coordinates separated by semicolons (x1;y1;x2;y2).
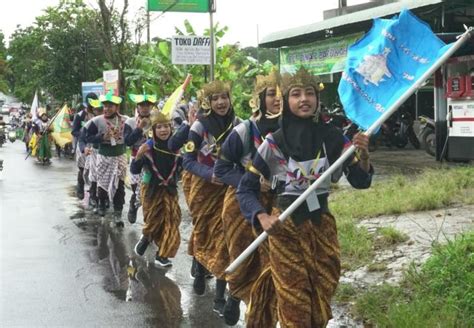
187;175;229;280
222;186;274;304
141;184;181;258
246;210;341;328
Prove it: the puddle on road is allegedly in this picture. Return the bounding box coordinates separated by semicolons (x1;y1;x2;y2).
66;190;360;327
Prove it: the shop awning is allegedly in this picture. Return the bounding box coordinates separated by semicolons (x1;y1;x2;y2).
260;0;446;48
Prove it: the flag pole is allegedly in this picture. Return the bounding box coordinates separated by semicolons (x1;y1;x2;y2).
225;26;473;274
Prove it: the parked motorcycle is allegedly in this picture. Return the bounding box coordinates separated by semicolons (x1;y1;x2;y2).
376;109;420;149
418;115;436;156
327;104;378;152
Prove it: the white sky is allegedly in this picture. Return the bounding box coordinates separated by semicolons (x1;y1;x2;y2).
0;0;368;47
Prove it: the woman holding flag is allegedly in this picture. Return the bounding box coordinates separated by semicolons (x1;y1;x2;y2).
132;109;182;267
237;67;373;327
183;80;240;316
213;71;282;325
31;108;53;165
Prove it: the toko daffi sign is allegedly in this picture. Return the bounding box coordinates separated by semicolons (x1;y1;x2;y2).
171;36;212;65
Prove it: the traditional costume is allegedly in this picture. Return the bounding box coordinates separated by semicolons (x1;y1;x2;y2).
124;92;156;224
72;93;98;200
237;68;374;327
79;98;103;211
85;91;128;226
132;110;182;267
183;81;240;315
213;71;281;325
31;108;52;165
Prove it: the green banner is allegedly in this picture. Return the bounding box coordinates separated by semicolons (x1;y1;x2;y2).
280;33;363;76
148;0;210;13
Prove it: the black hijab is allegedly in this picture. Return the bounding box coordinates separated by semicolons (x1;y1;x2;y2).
278;87;344;163
197;94;235;144
255;90;280;138
151;127;176;180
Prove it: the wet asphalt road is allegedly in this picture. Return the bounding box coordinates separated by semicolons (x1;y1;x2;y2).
0;142;246;327
0;140;448;327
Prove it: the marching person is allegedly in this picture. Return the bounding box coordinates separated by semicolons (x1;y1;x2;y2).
79;98;103;211
183;81;240;316
31;108;53;165
72;93;98;200
168;100;214;280
213;71;282;325
85;90;128;227
132;109;182;267
124;91;156;223
22;113;34;152
237;68;374;327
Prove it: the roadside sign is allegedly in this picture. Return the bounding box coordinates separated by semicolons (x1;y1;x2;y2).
171;35;212;65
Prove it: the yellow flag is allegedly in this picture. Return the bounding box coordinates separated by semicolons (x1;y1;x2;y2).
161;74;192;118
51;104;73;148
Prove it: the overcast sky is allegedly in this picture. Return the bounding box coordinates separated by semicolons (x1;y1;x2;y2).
0;0;368;47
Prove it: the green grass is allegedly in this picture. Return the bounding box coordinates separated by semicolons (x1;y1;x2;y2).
331;167;474;219
330;167;474;269
353;231;474;328
334;282;358;303
376;226;409;246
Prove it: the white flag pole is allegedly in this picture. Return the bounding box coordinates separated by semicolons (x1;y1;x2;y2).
225;26;473;274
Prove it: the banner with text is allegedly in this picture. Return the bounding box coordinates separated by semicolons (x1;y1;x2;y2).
148;0;210;13
172;36;212;65
280;33;363;76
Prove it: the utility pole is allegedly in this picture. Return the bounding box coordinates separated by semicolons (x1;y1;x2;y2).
209;0;216;81
147;8;150;44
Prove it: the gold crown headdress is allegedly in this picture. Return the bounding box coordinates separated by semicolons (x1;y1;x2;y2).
281;67;324;95
150;109;171;126
147;109;172;138
248;71;283;120
197;80;231;111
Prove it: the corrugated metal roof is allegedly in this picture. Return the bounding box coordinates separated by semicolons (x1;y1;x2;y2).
260;0;446;48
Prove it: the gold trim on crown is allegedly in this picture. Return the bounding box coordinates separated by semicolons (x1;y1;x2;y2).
198;80;231;110
150;109;171;126
281;67;323;95
249;71;281;113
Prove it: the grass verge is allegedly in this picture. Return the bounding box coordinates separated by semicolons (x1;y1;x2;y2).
352;231;474;328
330;166;474;269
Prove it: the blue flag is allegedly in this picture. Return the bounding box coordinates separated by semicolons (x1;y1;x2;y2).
338;9;452;131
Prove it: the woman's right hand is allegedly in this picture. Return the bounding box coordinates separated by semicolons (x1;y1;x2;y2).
257;212;280;234
136;143;150;159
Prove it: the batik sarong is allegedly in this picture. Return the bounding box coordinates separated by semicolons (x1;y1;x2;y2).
187;175;229;279
96;153;127;202
141;185;181;258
